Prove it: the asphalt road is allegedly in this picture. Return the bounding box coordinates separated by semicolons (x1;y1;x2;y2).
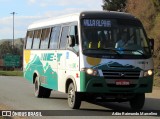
0;76;160;119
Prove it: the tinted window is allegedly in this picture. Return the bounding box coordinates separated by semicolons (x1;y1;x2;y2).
81;19;151;58
49;26;61;49
26;31;33;49
32;30;41;49
60;26;69;49
40;28;51;49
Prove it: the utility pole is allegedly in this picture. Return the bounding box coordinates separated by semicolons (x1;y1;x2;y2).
10;12;17;49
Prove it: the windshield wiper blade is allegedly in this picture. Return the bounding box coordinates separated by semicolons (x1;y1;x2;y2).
83;48;120;55
100;48;120;55
83;48;97;50
122;49;146;58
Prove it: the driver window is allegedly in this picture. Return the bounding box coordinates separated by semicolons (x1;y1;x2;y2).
69;25;79;52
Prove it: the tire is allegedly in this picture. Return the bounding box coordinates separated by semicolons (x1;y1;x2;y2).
129;93;145;110
43;88;51;98
34;77;51;98
68;83;81;109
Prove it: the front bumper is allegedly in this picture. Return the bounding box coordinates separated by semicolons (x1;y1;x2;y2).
80;72;153;93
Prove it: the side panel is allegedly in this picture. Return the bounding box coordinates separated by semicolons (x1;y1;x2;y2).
57;50;66;92
23;50;32;83
24;50;58;90
23;50;80;93
65;50;80;91
57;50;80;92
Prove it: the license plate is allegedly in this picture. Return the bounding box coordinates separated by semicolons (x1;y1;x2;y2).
115;80;130;85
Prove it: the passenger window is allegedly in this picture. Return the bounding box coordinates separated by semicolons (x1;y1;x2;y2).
49;26;61;49
40;28;51;49
26;31;33;49
32;30;41;49
60;26;69;49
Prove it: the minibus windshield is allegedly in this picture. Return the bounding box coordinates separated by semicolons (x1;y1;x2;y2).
81;19;151;58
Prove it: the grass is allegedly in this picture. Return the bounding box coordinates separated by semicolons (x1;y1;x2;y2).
0;71;23;76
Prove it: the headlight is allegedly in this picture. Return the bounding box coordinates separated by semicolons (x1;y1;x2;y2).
82;68;98;76
144;69;153;77
86;69;94;75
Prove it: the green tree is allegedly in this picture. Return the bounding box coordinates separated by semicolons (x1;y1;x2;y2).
102;0;127;11
19;38;24;56
0;41;12;58
0;39;24;58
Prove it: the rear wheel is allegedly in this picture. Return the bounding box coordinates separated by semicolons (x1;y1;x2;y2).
68;83;81;109
34;77;51;98
129;93;145;110
43;88;51;98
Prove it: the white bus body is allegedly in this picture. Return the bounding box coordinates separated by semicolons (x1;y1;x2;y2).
24;11;154;110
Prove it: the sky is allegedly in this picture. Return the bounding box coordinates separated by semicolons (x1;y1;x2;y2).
0;0;102;40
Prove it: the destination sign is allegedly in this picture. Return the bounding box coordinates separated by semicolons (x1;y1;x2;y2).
83;19;111;27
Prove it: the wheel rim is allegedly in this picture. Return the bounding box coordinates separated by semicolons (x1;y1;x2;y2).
68;87;74;105
35;80;38;95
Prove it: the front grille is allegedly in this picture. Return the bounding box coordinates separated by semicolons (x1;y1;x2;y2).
102;70;140;80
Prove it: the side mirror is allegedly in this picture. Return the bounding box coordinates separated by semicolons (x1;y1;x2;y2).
149;38;154;51
67;35;75;47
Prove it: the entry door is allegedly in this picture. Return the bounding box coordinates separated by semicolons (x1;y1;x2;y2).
57;26;69;92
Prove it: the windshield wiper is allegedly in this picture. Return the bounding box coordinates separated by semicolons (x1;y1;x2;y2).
100;48;121;55
121;49;146;58
83;48;120;55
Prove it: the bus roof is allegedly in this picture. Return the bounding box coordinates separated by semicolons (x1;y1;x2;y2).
80;11;136;19
28;11;138;30
28;13;80;30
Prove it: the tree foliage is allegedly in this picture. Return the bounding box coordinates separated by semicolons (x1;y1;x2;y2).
0;39;23;59
0;41;12;58
102;0;127;11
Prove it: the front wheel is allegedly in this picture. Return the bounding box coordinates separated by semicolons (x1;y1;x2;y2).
129;93;145;110
68;83;81;109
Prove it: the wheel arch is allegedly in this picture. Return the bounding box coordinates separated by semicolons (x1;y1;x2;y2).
65;76;77;93
33;71;39;84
